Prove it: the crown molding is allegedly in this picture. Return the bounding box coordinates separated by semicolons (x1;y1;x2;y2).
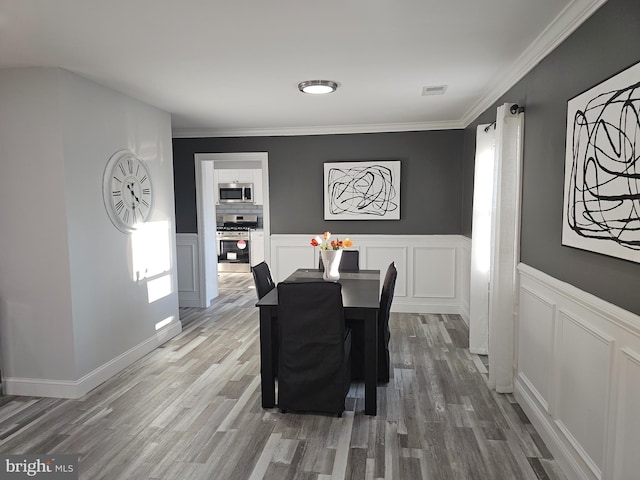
171;119;464;138
461;0;608;127
172;0;607;139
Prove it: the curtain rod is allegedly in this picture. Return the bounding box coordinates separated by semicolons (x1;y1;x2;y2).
485;104;525;132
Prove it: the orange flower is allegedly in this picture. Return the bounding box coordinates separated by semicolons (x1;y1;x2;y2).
310;232;354;250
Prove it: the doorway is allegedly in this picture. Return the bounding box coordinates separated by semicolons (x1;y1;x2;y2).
194;152;270;307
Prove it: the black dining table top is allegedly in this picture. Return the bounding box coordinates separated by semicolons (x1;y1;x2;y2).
256;269;381;309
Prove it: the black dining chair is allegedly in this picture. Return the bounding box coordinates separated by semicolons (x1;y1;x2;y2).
252;261;275;299
252;261;278;375
378;262;398;383
347;261;397;383
277;281;352;416
318;249;360;272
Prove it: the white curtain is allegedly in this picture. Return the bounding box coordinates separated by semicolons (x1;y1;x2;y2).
487;103;524;393
469;124;495;355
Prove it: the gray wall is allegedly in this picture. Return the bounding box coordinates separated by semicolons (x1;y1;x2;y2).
173;130;464;235
462;0;640;315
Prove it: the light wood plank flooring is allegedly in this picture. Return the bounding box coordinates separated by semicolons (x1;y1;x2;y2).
0;273;567;480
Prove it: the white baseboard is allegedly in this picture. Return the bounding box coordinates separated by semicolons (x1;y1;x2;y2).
515;378;587;480
4;321;182;399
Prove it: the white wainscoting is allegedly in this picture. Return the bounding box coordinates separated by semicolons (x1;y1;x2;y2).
176;233;473;315
270;234;472;316
516;264;640;480
176;233;201;307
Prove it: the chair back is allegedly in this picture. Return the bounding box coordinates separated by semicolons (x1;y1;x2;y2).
277;281;349;414
378;262;397;383
380;262;397;321
252;262;275;299
318;249;360;272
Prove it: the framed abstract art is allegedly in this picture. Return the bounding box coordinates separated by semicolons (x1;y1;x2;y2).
563;61;640;263
324;161;400;220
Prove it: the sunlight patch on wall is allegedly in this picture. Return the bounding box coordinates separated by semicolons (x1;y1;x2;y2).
131;220;174;303
147;274;172;303
131;221;171;281
155;315;174;331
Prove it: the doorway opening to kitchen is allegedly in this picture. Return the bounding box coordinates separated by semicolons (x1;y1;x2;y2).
194;152;270;307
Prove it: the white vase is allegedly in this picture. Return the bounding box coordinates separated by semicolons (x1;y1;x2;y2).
321;249;342;282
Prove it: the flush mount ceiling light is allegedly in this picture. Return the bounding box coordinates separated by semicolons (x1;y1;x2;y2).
298;80;338;95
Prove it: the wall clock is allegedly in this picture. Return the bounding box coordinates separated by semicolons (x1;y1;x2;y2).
103;150;154;233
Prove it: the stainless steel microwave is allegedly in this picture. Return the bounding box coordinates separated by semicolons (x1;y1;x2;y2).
218;183;254;203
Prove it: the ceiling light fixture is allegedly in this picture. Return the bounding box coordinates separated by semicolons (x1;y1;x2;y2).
298;80;338;95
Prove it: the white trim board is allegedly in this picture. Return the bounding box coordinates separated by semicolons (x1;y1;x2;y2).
3;321;182;399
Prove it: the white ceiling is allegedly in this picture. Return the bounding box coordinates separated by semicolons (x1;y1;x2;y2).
0;0;605;137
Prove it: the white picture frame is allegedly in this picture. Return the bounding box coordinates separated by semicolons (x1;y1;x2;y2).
562;60;640;263
324;160;400;220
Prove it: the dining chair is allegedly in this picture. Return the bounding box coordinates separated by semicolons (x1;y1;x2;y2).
252;261;275;299
276;281;352;416
347;261;397;383
252;261;278;376
318;249;360;272
378;262;398;383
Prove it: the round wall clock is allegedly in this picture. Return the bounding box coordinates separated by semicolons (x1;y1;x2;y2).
102;150;154;233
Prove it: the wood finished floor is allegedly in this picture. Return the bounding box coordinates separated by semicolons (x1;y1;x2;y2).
0;273;567;480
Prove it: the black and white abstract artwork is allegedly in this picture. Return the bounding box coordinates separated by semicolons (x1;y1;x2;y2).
563;61;640;263
324;161;400;220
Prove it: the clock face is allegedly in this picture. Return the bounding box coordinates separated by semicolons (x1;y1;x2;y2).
103;150;154;232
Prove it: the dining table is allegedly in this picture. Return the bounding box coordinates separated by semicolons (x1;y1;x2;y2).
256;268;381;415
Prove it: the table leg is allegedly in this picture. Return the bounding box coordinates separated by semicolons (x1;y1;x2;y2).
364;309;378;415
259;306;276;408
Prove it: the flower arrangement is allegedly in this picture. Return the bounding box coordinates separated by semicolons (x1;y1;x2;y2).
310;231;354;250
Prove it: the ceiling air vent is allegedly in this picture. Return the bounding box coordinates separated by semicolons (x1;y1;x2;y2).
421;85;447;96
